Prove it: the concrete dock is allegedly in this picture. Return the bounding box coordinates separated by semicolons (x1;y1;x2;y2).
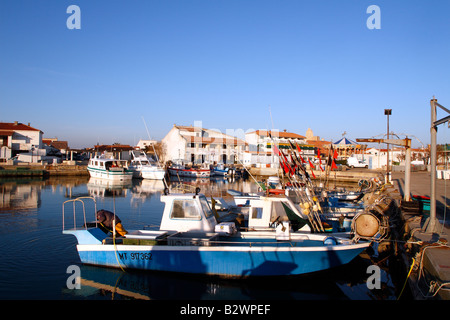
0;164;89;176
391;171;450;300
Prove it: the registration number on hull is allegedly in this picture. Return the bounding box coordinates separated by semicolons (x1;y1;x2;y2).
118;252;152;261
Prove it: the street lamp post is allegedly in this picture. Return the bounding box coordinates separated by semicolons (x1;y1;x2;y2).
385;109;392;183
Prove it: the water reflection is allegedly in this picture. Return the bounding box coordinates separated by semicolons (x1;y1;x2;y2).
0;180;42;212
87;177;132;198
65;264;351;300
62;254;397;300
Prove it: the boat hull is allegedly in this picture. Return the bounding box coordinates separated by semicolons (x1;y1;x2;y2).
130;167;166;180
74;240;369;278
168;167;210;178
211;168;229;176
87;167;133;181
141;169;166;180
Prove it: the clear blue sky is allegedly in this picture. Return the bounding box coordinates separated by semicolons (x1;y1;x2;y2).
1;0;449;148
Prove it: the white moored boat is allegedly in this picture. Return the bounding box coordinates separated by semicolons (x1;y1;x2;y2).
87;155;133;181
128;150;166;180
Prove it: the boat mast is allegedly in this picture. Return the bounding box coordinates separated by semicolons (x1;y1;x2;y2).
142;116;169;189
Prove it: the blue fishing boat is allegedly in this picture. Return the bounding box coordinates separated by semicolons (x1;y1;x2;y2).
63;190;371;278
211;163;230;176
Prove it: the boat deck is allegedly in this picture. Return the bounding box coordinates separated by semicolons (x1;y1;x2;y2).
103;229;352;248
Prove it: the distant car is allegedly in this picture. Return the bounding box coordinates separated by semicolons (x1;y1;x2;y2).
346;157;368;168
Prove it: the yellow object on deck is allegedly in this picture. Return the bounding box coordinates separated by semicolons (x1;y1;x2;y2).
115;222;128;236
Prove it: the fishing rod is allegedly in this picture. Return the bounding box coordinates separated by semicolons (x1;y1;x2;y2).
282;139;326;232
265;107;324;231
268;133;323;232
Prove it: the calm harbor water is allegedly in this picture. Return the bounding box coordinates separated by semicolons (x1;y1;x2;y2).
0;175;402;300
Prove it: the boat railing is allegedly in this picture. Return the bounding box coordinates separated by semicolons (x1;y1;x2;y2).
107;236;303;247
62;196;97;231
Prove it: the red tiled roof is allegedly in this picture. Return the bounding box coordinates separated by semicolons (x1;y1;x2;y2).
48;141;69;150
175;125;200;132
249;130;306;139
0;130;14;136
0;122;41;132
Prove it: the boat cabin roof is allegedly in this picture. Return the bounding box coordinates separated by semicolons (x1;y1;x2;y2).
90;155;127;162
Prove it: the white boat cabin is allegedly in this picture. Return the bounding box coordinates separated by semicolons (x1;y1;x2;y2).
246;196;308;231
160;193;217;232
157;190;310;236
88;157;129;171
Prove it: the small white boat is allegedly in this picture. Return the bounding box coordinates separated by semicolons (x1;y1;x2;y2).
128;151;166;180
87;155;133;181
168;160;210;178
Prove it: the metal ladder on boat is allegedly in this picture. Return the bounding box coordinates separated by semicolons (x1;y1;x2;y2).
62;196;98;231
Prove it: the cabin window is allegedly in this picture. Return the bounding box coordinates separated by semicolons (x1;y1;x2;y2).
170;199;201;220
251;207;263;219
199;196;213;218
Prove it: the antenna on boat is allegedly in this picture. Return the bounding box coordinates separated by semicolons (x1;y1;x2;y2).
141;116;169;190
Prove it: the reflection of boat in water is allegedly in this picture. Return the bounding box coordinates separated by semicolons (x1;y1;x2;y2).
134;179;166;193
66;263;365;300
130;180;166;204
169;176;210;186
87;155;133;181
63;189;370;278
128;151;166;180
87;177;132;198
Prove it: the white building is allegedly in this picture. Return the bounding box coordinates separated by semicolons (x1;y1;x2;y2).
0;122;46;163
353;147;426;170
244;130;312;167
162;124;247;165
136;139;158;150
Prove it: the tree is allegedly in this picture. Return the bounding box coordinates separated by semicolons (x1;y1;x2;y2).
144;141;167;164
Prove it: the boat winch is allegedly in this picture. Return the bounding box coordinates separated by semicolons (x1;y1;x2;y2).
351;210;389;242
